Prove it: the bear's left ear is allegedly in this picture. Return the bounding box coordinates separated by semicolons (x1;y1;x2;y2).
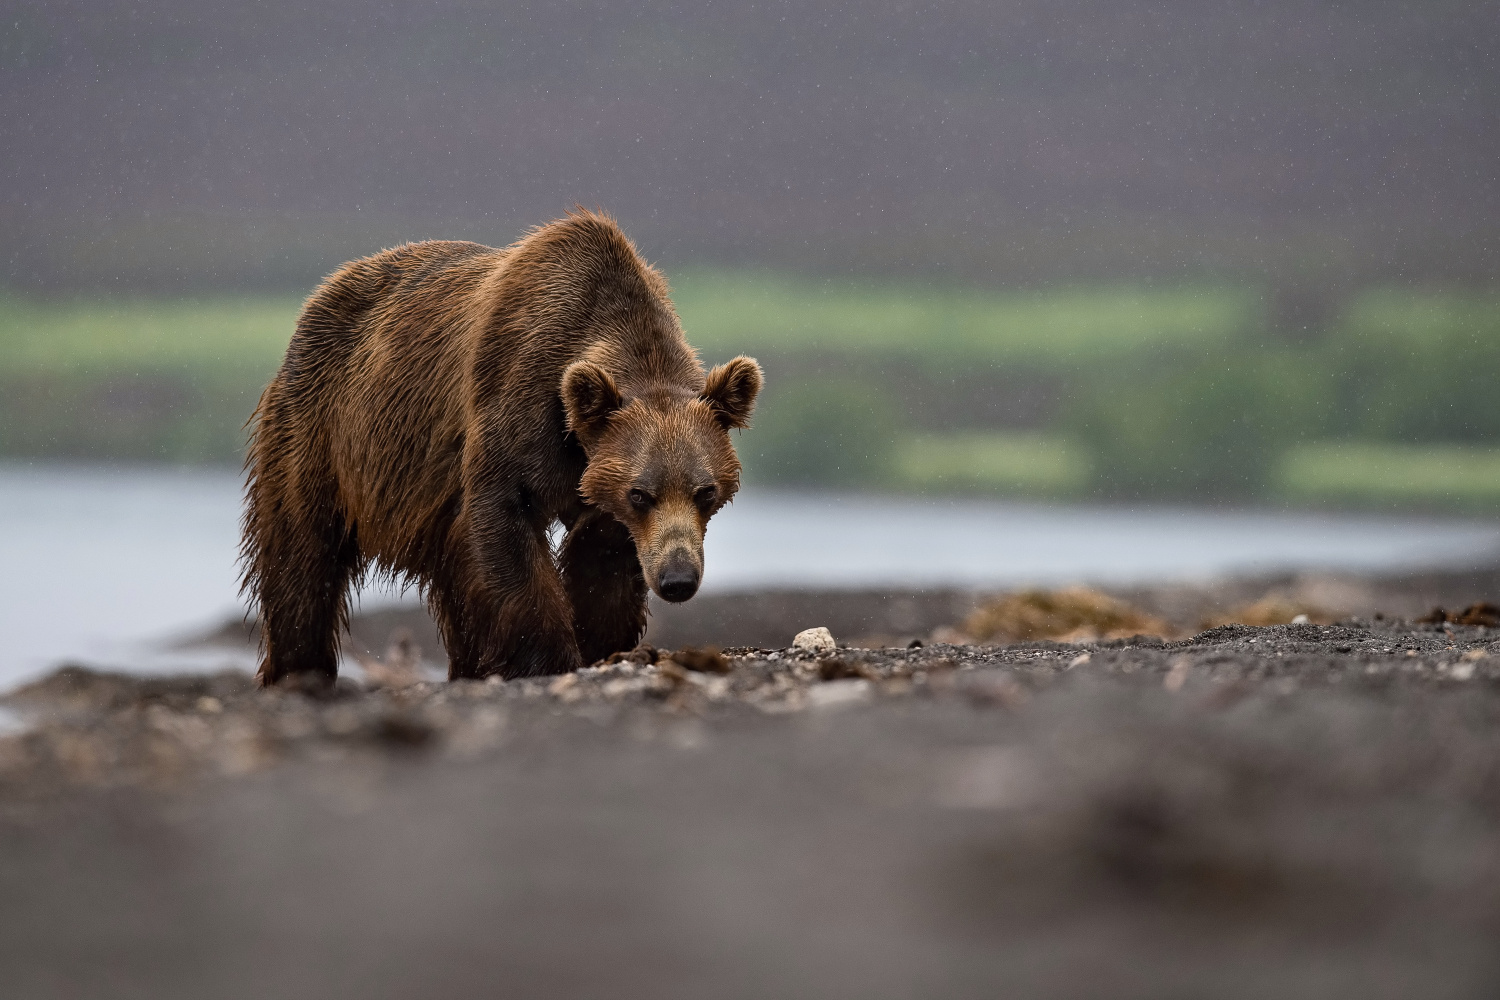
702;356;763;429
561;360;624;441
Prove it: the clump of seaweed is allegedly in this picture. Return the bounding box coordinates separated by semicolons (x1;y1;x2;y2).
960;587;1173;644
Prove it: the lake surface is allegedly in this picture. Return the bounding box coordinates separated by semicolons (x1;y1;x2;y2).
2;462;1498;690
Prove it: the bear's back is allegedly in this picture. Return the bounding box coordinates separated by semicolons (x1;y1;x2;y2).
288;241;500;374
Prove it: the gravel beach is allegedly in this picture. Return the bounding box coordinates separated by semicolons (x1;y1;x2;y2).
3;570;1500;998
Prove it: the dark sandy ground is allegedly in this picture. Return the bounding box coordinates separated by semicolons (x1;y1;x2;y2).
183;563;1500;661
4;569;1500;998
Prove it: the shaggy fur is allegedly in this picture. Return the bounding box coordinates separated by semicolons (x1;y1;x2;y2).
241;211;761;685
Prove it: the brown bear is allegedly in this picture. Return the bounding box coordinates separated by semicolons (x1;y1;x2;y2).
241;211;762;685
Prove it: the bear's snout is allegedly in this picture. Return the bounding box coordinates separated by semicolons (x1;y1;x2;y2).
656;552;701;603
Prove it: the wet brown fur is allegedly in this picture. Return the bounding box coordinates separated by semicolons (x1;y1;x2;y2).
241;211;761;685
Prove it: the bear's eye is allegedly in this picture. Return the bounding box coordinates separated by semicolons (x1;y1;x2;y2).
628;488;652;509
694;485;718;508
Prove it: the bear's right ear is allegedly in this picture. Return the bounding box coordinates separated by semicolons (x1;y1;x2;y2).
702;356;763;429
561;361;624;441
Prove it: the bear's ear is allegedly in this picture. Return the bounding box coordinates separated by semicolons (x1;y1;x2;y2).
702;356;763;430
561;360;624;441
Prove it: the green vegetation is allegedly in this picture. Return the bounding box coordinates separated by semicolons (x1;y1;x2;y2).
1278;443;1500;511
1069;353;1329;501
672;272;1252;364
1;280;1496;512
1320;289;1500;445
736;375;901;486
0;295;295;463
0;297;300;372
892;433;1092;496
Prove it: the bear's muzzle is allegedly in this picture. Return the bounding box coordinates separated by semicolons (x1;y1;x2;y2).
656;549;701;603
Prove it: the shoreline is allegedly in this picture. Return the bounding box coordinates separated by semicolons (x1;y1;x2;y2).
170;563;1500;676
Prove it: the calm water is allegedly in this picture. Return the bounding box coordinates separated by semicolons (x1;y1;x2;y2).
2;462;1498;689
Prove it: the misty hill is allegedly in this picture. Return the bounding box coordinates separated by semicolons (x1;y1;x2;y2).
3;0;1497;291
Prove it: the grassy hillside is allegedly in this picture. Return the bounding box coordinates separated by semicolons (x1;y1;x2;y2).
0;297;301;372
0;280;1247;372
672;273;1251;364
0;297;298;462
1;279;1496;511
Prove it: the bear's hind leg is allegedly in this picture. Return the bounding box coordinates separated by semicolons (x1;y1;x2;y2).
559;508;649;665
246;496;361;687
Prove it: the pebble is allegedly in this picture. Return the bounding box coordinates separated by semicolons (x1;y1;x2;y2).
547;674;583;702
793;627;836;654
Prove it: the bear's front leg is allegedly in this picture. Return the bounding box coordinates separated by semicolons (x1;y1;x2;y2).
463;501;584;680
559;507;649;665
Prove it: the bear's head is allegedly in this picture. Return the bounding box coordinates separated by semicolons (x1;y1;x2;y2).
562;356;763;603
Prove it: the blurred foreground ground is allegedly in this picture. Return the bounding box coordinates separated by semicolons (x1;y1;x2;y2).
2;569;1500;997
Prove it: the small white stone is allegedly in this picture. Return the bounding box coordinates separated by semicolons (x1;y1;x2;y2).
793;626;836;654
1291;614;1311;625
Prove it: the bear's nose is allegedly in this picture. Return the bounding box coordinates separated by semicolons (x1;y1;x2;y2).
657;556;700;603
